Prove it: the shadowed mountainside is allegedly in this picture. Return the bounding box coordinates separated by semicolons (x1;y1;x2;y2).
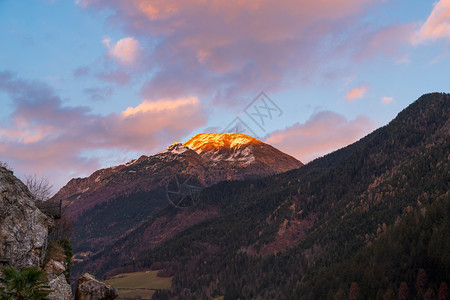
50;133;302;279
101;92;449;299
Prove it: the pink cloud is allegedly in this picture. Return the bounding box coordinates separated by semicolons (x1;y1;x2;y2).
0;72;206;188
345;85;370;101
355;24;415;60
265;111;376;163
103;37;141;65
76;0;388;104
381;96;394;104
413;0;450;45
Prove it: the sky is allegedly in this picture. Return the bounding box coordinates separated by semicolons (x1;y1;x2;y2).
0;0;449;190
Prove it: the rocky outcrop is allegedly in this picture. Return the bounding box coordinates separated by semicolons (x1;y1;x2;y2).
0;166;53;268
44;259;66;277
75;273;118;300
0;165;73;298
48;275;73;300
44;259;73;300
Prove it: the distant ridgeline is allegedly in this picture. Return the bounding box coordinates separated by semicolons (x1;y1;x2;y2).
94;93;450;299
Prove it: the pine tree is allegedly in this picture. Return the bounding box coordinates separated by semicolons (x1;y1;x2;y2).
334;287;345;300
398;282;409;300
416;269;427;297
383;288;395;300
425;287;436;300
349;282;359;300
438;282;448;300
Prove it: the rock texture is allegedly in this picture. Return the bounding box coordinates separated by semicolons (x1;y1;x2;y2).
48;275;73;300
45;259;73;300
0;166;53;268
44;259;66;277
75;273;118;300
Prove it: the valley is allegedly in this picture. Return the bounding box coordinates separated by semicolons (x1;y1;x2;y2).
2;2;450;299
60;93;449;299
105;270;172;300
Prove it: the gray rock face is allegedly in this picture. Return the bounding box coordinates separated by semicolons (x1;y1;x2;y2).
0;166;53;268
75;273;118;300
45;259;73;300
48;273;73;300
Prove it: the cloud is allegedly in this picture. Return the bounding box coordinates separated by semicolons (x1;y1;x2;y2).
0;72;206;188
381;96;394;104
74;66;90;77
265;111;376;163
413;0;450;44
355;24;415;60
83;86;114;102
96;69;131;85
103;37;141;65
343;75;356;86
76;0;388;104
122;97;199;117
345;85;370;101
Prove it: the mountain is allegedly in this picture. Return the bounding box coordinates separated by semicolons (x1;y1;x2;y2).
50;133;302;276
87;93;448;299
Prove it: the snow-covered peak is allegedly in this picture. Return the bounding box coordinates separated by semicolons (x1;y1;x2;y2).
183;133;262;153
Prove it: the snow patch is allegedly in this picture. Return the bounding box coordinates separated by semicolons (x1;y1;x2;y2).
165;143;190;155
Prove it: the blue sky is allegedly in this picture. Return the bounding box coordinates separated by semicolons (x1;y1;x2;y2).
0;0;449;189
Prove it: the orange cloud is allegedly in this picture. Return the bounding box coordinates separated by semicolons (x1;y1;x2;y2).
381;96;394;104
345;85;370;101
266;111;376;163
413;0;450;44
122;97;199;117
103;37;141;65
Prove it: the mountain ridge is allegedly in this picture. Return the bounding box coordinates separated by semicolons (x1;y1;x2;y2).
54;133;302;219
97;92;449;299
51;133;303;277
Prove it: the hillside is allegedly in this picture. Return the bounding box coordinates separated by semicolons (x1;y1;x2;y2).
96;93;449;299
51;133;302;279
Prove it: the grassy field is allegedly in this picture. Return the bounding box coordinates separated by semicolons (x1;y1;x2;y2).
105;270;172;300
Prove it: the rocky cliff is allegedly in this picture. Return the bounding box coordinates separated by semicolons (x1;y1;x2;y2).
0;165;119;299
0;166;53;268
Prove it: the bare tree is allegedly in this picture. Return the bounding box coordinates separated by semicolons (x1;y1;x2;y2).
0;161;10;170
25;174;54;202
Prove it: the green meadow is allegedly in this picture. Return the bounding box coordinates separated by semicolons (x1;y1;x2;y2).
106;270;172;299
